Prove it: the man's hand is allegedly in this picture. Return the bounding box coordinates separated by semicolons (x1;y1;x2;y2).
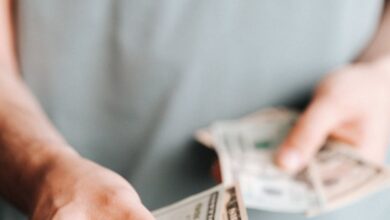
31;153;155;220
276;58;390;172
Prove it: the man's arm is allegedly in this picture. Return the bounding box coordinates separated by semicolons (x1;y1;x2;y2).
0;0;79;213
358;1;390;62
0;0;17;72
0;1;154;219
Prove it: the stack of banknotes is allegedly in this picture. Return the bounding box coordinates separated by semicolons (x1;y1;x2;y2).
195;108;390;216
153;184;248;220
153;108;390;219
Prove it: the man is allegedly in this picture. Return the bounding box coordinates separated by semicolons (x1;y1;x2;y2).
1;0;390;219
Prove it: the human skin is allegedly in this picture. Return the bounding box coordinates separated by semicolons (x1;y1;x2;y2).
0;1;154;219
276;2;390;172
1;1;390;220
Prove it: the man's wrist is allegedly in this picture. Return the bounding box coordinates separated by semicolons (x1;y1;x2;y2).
25;143;81;213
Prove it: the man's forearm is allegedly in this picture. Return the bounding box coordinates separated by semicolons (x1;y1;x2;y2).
358;2;390;62
0;0;17;73
0;73;79;213
0;0;79;214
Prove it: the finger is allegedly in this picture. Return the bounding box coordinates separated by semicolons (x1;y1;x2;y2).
276;98;343;172
123;200;156;220
126;205;156;220
354;117;389;164
108;191;155;220
52;211;86;220
51;204;87;220
330;121;360;146
331;114;389;164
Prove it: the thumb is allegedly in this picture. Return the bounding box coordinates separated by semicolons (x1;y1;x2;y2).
276;98;342;172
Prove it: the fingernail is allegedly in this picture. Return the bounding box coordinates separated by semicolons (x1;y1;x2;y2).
279;148;302;172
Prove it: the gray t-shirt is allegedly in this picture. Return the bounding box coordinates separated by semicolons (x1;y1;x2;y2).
1;0;389;219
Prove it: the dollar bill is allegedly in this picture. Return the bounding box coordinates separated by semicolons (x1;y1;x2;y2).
222;185;248;220
209;109;319;213
195;108;390;216
153;184;248;220
306;141;390;216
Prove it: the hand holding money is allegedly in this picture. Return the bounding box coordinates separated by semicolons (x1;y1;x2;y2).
154;105;390;219
276;63;390;172
195;108;390;216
